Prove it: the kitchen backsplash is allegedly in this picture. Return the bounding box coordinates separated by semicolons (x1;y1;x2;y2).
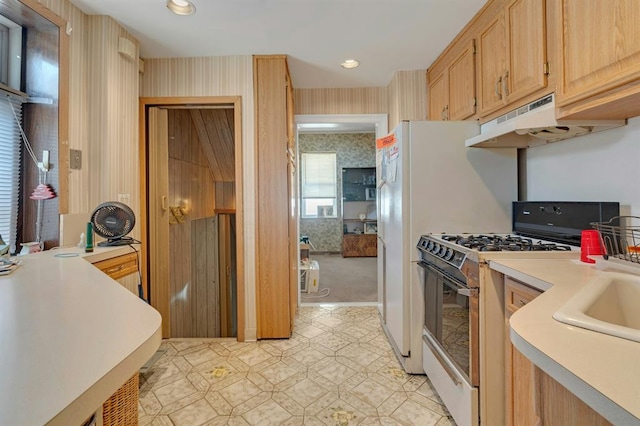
524;116;640;217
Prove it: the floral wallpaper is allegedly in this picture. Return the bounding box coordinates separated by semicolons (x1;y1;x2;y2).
299;133;376;253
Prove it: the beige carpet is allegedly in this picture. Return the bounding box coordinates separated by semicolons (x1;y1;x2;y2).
301;253;377;303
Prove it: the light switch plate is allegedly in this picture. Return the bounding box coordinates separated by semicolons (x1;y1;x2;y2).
70;149;82;170
118;193;131;205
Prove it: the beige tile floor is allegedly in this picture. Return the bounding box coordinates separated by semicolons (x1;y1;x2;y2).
139;306;455;426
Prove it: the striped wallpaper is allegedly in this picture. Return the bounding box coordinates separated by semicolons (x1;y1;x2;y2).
37;1;142;293
294;69;427;131
387;69;428;128
293;87;388;116
38;0;90;214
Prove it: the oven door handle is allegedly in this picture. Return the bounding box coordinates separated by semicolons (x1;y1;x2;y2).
422;334;462;386
458;287;478;298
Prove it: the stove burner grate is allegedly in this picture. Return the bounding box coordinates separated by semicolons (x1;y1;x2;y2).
441;234;572;252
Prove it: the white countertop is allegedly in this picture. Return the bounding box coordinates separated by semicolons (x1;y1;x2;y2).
490;258;640;425
0;246;162;425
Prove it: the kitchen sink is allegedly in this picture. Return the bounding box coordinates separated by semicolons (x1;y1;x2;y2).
553;272;640;343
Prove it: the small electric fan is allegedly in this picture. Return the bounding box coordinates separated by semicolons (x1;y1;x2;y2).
90;201;138;247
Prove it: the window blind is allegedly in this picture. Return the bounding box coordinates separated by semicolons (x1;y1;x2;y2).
301;153;337;198
0;94;22;254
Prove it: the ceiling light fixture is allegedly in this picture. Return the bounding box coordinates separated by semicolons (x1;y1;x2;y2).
166;0;196;16
341;59;359;69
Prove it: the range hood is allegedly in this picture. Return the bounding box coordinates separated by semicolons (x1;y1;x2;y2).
465;94;626;148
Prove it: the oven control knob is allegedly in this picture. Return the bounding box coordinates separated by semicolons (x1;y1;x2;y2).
444;248;454;260
438;246;447;257
431;243;440;254
426;240;434;251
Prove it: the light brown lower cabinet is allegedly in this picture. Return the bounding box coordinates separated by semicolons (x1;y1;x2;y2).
505;276;541;426
535;368;612;426
505;276;612;425
92;252;138;280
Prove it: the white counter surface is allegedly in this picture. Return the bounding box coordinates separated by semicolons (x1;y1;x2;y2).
0;246;162;425
491;258;640;425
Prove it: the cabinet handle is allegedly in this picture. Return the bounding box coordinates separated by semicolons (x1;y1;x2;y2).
495;76;502;99
518;299;527;306
503;70;509;97
444;105;449;120
161;195;168;211
106;265;124;273
441;106;446;121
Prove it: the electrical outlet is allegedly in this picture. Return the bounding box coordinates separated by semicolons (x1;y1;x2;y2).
117;193;130;205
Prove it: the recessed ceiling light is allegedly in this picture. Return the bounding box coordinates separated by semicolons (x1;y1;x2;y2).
341;59;359;69
166;0;196;16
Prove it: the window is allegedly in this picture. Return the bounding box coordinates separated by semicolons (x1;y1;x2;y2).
0;94;22;254
301;152;337;218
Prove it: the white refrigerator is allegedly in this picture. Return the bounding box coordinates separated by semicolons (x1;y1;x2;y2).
377;121;517;374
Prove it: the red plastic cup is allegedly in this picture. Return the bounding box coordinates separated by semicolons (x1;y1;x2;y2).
581;229;603;264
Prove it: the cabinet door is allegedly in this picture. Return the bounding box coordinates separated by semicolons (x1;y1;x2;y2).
505;0;547;105
558;0;640;108
478;11;507;116
428;71;448;120
505;277;542;426
448;40;477;120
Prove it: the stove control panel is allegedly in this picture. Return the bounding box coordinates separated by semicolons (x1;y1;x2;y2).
417;235;466;269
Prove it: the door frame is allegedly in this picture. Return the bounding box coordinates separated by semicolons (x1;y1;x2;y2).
294;114;388;306
139;96;244;340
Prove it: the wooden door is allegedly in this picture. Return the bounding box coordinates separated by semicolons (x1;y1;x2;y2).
557;0;640;107
254;55;291;338
478;11;507;116
505;0;547;105
448;40;477;120
218;214;236;337
148;107;171;337
286;73;298;331
428;71;448;120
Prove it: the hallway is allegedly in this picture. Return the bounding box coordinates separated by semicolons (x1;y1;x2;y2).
138;306;454;425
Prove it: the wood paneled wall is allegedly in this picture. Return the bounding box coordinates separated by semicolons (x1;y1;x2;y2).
141;55;257;340
168;109;219;337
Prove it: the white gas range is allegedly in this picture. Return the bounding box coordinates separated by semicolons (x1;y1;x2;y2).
416;202;620;426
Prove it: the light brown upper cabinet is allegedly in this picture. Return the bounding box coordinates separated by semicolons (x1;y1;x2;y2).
428;72;448;121
477;0;547;117
428;40;476;121
556;0;640;120
253;55;297;339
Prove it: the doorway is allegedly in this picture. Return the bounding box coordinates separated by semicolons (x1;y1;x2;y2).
140;97;244;340
295;114;387;306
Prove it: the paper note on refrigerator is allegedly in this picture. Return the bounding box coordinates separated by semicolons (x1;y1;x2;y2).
389;158;397;182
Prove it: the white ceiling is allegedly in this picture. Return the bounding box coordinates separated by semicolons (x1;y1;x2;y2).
68;0;486;89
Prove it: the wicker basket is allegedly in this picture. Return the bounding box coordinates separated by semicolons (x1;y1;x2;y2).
102;374;139;426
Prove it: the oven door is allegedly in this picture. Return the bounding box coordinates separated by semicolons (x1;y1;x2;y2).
418;260;479;426
419;260;473;381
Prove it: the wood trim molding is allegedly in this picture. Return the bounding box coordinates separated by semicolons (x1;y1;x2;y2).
138;96;244;341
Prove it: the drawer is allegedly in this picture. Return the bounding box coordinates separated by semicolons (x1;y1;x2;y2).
505;276;542;317
92;252;138;280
